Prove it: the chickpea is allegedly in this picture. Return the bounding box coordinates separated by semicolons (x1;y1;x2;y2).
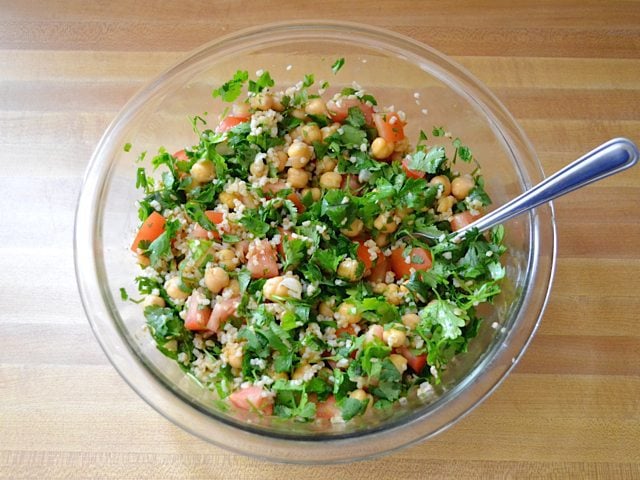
321;123;340;140
375;233;389;247
216;249;238;270
341;218;364;238
336;302;361;326
301;124;322;144
263;276;303;300
232;102;250;117
267;149;288;172
287;167;310;188
429;175;451;197
383;284;404;305
383;328;407;348
437;195;456;214
389;354;408;374
305;98;328;116
316;156;337;175
318;301;334;318
223;342;243;369
249;158;267;177
204;266;230;294
371;137;394;160
451;174;475;200
292;363;313;381
137;253;150;267
301;187;322;202
401;313;420;330
164;276;189;300
291;108;307;120
287;141;313;167
319;171;342;189
349;389;369;402
218;192;237;209
373;212;398;233
190;159;216;183
249;92;273;111
142;294;165;308
372;282;387;294
337;258;361;282
223;278;241;297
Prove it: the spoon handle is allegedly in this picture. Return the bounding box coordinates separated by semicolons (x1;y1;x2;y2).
453;137;639;241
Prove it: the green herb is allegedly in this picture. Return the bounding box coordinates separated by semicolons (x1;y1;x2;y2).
406;146;446;174
331;57;345;74
248;70;275;94
212;70;249;102
119;288;129;301
124;142;132;152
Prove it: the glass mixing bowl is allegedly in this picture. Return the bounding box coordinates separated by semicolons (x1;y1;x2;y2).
74;21;556;463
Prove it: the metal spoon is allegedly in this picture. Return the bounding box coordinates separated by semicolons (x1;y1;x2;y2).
414;137;639;244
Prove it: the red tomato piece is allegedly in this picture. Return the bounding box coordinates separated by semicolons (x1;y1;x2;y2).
336;324;357;336
215;115;250;133
229;386;274;415
367;254;389;283
389;247;432;278
314;395;340;420
373;112;405;143
131;211;166;252
261;180;288;197
287;192;305;213
184;291;212;331
191;210;225;240
356;240;374;272
401;157;425;179
173;149;189;161
247;239;279;279
206;297;240;333
398;346;427;373
450;211;481;232
326;98;374;125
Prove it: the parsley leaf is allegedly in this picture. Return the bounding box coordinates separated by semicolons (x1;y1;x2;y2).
212;70;249;102
331;57;345;74
345;106;366;128
420;299;467;340
406;146;446;174
146;219;180;266
248;70;274;94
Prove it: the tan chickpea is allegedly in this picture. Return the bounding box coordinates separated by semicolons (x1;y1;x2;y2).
287;167;311;189
383;284;404;305
375;233;389;247
271;95;285;112
401;313;420;330
137;253;150;267
373;212;398;233
223;342;243;369
204;266;230;294
216;249;238;270
301;124;322;144
319;171;342;189
316;156;337;175
223;278;241;297
287;141;313;167
305;98;328;116
451;174;475;200
267;149;288;172
301;187;322;202
291;108;307;119
371;137;394;160
383;328;407;348
437;195;456;214
337;258;361;282
292;363;313;381
372;282;387;294
336;302;361;326
218;192;237;209
318;301;334;318
389;354;408;374
321;123;340;140
263;277;282;301
429;175;452;197
249;158;267;177
249;92;273;111
349;389;372;408
142;294;165;308
164;276;189;300
232;102;250;117
190;159;216;183
263;276;303;301
341;218;364;238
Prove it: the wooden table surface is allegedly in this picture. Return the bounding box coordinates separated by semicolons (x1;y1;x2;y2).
2;1;639;478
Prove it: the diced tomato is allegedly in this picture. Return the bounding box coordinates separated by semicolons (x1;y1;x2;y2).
368;254;389;282
215;115;250;133
327;98;374;125
450;210;481;231
184;291;212;331
390;247;432;278
247;239;279;279
287;192;305;213
373;112;405;143
262;180;288;197
314;395;340;420
336;324;357;336
275;227;292;256
401;157;425;179
364;324;383;343
173;149;189;161
229;386;273;415
398;345;427;374
191;210;225;240
206;297;240;333
131;212;166;252
356;240;374;272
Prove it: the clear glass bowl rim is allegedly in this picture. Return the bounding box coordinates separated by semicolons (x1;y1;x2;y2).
74;20;557;463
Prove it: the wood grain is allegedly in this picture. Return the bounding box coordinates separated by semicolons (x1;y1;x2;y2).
1;1;639;478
